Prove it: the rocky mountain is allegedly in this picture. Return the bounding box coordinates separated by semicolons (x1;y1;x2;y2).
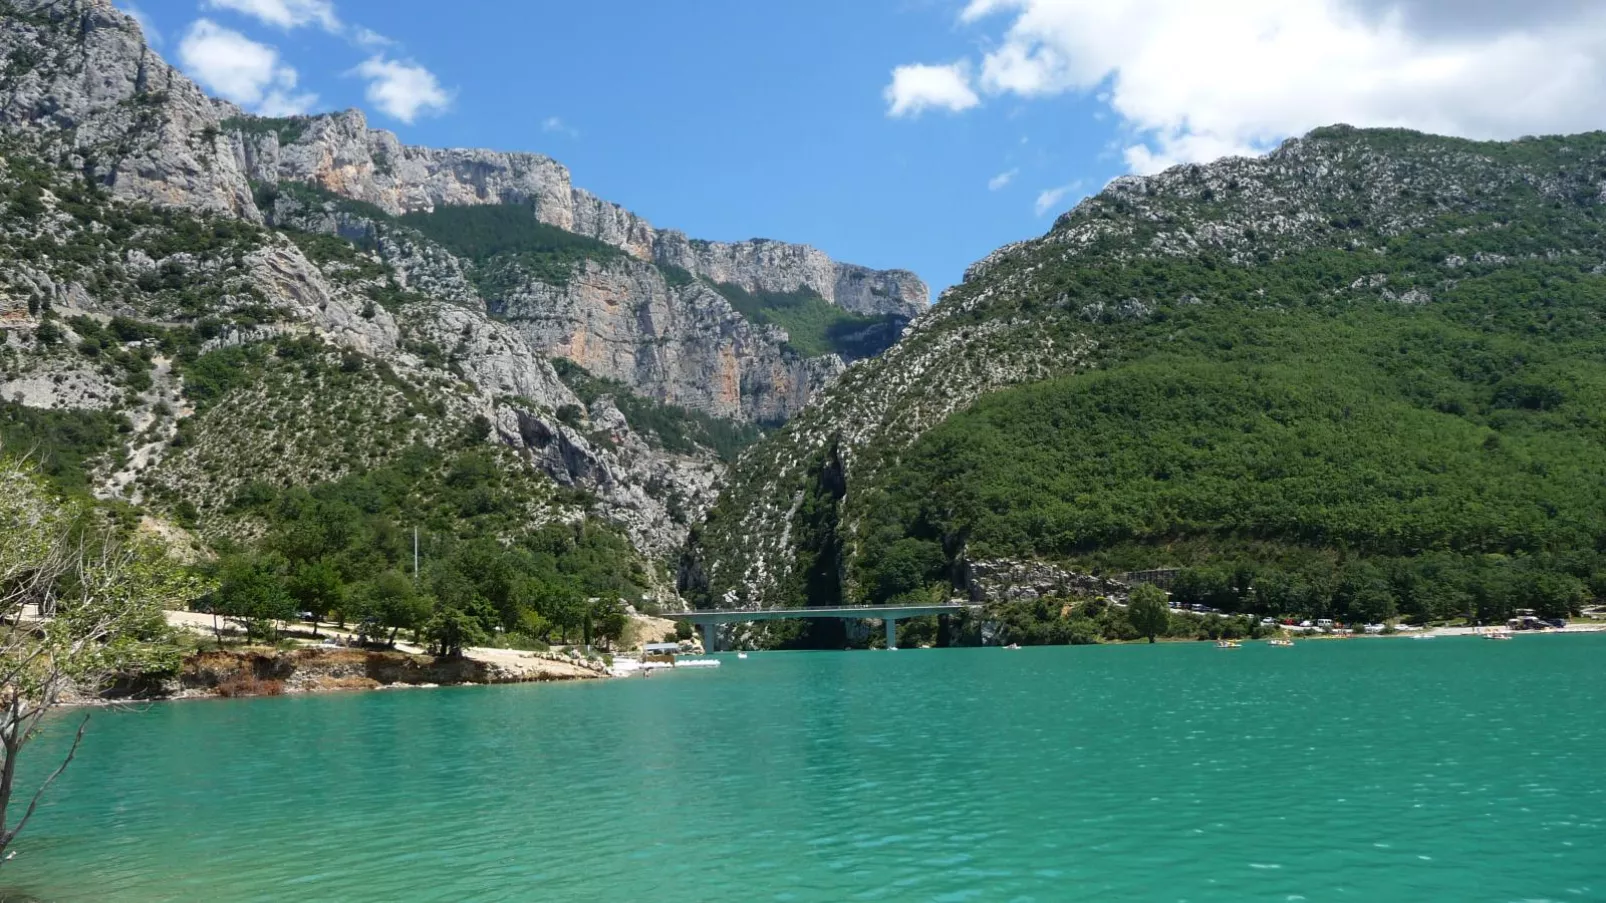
230;109;925;315
1;0;926;425
694;126;1606;628
0;0;256;217
0;0;925;615
229;113;927;422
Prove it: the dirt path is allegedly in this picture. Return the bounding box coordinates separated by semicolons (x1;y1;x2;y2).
163;611;609;680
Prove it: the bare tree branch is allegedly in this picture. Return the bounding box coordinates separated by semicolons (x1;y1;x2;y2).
0;713;89;851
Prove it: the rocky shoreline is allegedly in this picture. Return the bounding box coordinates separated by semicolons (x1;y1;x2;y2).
78;646;608;705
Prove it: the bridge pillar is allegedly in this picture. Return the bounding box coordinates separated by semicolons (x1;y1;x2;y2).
885;617;898;651
699;621;717;654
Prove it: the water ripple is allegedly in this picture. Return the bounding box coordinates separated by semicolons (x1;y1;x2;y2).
1;636;1603;901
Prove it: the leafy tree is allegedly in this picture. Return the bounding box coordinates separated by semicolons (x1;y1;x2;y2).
288;559;344;635
0;457;209;861
867;538;947;604
1127;584;1171;643
589;598;628;649
424;605;486;658
367;570;431;647
212;555;296;642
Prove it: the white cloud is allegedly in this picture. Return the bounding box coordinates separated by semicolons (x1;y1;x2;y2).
117;2;161;45
178;19;316;115
1034;181;1081;216
203;0;402;49
542;117;580;138
884;63;981;116
256;87;316;117
355;57;452;124
988;168;1019;190
351;26;394;48
895;0;1606;172
203;0;340;32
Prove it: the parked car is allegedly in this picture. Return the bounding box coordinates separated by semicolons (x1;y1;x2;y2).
1543;618;1567;629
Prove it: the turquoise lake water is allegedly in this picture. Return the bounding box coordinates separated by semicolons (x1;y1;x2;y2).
3;635;1604;901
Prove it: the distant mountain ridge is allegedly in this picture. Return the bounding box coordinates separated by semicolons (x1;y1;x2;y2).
227;107;927;320
0;0;920;591
692;125;1606;629
0;0;925;424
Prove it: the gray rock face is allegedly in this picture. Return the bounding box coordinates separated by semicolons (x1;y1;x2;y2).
243;241;401;356
0;1;925;426
963;559;1126;603
398;301;575;407
267;186;847;422
0;0;257;219
488;255;840;421
496;399;723;562
230;109;929;319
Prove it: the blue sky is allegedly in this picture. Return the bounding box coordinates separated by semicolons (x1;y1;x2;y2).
122;0;1606;296
119;0;1118;294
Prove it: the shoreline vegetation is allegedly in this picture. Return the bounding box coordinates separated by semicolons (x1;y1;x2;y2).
62;607;660;705
109;615;1606;706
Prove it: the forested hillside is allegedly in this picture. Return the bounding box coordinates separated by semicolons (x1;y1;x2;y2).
697;127;1606;627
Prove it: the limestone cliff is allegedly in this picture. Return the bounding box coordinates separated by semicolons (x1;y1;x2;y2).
232;108;925;422
0;0;926;580
0;0;257;218
230;108;928;319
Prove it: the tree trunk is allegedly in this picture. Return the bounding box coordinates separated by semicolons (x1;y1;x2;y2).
0;712;89;862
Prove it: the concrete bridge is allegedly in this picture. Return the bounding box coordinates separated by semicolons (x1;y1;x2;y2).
663;603;971;652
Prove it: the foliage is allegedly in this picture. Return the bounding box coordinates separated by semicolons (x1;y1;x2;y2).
424;606;486;658
0;403;124;495
209;553;296;642
1127;584;1170;643
982;595;1262;646
398;203;624;288
876;275;1606;622
0;455;207;860
707;126;1606;625
256;179;392;225
213;442;647;649
706;282;901;359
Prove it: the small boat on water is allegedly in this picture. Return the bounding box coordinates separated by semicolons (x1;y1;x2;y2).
1484;631;1513;641
1003;643;1022;651
1216;640;1242;649
1267;639;1294;647
620;643;724;673
1412;634;1436;640
737;652;748;659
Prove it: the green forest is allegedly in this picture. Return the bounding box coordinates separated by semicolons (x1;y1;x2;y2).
397;201;628;291
205;442;646;654
861;249;1606;626
706;282;904;360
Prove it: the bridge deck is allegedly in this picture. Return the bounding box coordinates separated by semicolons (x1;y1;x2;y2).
663;604;970;625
